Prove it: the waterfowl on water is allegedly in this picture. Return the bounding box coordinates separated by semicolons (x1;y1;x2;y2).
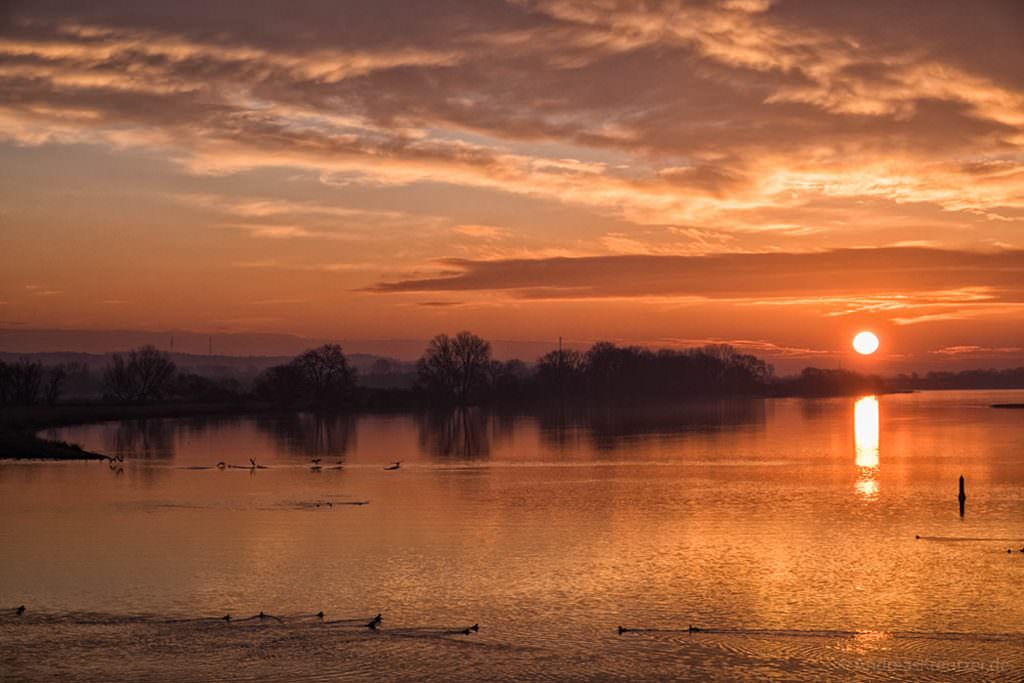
366;613;382;629
259;611;266;620
617;625;628;635
16;605;25;616
688;625;702;633
223;614;231;623
216;461;226;470
384;461;401;471
316;611;324;620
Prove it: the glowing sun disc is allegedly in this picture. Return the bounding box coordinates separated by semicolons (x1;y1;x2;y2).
852;331;879;355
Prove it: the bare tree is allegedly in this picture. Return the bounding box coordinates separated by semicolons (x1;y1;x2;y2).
254;363;307;406
417;331;492;405
103;354;135;402
9;358;44;405
44;364;68;406
0;361;11;405
131;345;176;400
293;344;355;405
102;346;176;403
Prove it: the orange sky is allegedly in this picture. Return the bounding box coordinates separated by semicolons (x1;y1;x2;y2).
1;1;1022;370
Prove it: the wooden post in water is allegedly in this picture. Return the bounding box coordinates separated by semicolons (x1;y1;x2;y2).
958;474;966;517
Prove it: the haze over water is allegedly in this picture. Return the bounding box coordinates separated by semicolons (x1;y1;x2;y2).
3;390;1024;681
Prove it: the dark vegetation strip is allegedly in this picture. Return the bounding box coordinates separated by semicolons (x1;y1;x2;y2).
3;334;1022;460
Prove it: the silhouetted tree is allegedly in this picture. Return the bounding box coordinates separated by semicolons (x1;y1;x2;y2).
254;363;307;406
173;372;244;402
43;363;68;406
528;341;776;401
293;344;356;404
253;345;355;408
6;358;44;405
417;331;492;405
489;359;530;399
0;361;9;404
536;348;585;393
102;346;176;402
784;367;884;396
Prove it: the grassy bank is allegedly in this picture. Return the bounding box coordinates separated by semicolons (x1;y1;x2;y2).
0;400;269;461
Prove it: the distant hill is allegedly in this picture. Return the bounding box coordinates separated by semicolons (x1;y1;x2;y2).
0;350;410;376
0;327;559;362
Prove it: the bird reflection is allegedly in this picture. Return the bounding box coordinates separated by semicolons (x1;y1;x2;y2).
854;396;879;499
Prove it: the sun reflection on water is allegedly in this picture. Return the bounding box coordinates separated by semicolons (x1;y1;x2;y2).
854;396;879;499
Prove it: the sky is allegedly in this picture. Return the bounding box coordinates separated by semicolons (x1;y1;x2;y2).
1;1;1022;371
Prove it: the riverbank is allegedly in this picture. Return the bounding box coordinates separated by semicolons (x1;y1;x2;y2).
0;401;268;460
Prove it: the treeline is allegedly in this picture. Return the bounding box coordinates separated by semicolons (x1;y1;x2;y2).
7;334;1018;413
771;367;886;397
0;346;245;407
255;332;777;408
889;368;1024;391
0;358;79;407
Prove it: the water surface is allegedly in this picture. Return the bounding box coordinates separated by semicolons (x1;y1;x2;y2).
3;390;1024;681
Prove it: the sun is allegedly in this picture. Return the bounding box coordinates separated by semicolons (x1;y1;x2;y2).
852;331;879;355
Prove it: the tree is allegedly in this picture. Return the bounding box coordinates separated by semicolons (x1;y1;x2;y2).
43;364;68;406
293;344;356;405
254;345;355;408
417;331;492;405
0;361;11;405
254;363;307;406
536;348;585;392
102;346;176;403
8;358;44;405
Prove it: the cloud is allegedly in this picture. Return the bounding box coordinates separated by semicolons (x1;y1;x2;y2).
416;300;465;308
24;284;62;296
656;337;834;358
0;1;1021;244
453;224;508;240
931;345;1024;356
366;247;1024;300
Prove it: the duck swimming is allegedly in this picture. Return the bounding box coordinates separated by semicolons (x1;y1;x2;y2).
366;613;383;629
384;461;401;471
16;605;25;616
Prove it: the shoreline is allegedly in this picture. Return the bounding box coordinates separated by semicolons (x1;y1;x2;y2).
0;401;269;461
4;389;1022;461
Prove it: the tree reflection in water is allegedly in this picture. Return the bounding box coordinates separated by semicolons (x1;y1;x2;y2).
255;412;356;462
416;408;510;459
536;399;767;452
